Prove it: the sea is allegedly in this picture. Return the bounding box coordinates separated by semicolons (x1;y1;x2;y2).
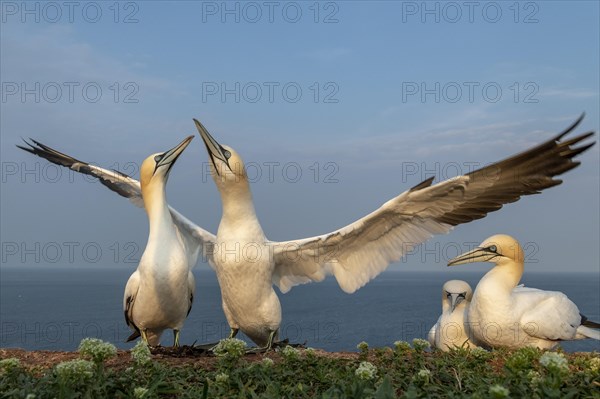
1;266;599;353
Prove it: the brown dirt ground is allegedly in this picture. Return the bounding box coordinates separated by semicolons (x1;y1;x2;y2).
0;347;360;372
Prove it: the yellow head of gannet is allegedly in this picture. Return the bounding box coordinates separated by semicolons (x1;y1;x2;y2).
447;234;524;267
139;135;194;213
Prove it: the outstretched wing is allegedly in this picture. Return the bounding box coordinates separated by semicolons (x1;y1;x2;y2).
272;115;595;294
18;138;144;206
18;139;217;267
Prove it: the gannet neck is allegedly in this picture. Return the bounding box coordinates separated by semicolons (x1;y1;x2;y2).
218;178;264;237
480;258;524;293
142;181;174;238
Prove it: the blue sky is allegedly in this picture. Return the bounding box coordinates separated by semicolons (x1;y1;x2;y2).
1;1;598;274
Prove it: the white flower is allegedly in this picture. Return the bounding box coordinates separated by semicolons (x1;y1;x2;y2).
78;338;117;363
489;384;510;398
527;370;542;387
280;345;300;361
130;340;152;366
215;372;229;383
355;361;377;380
133;387;149;398
55;359;95;383
213;338;247;359
412;338;430;351
357;341;369;352
539;352;568;372
393;340;410;352
412;368;432;384
261;358;274;367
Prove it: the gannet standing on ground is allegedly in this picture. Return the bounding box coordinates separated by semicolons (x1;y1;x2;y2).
448;234;600;349
123;136;196;347
428;280;478;351
122;136;197;347
193;116;594;349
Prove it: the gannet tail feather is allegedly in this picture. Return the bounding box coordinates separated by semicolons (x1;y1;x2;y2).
580;314;600;329
126;330;141;342
576;325;600;340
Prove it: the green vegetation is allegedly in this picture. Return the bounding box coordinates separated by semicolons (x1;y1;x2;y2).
1;338;599;398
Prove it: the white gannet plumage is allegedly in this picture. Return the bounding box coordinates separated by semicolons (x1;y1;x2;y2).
428;280;478;351
122;136;196;346
18;115;595;347
448;234;600;349
193;116;595;348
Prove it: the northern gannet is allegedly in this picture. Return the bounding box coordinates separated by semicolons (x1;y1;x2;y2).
193;116;595;349
448;234;600;349
18;136;210;347
428;280;478;351
18;115;595;347
123;136;197;347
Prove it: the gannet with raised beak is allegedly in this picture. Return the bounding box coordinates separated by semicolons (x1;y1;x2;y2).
428;280;478;351
448;234;600;349
193;116;594;349
122;136;196;346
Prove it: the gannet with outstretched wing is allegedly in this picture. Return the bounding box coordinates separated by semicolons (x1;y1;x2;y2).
19;136;206;347
123;136;196;347
428;280;478;351
17;139;216;270
448;234;600;349
193;115;594;349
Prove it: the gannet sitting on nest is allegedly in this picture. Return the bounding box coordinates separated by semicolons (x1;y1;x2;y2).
428;280;479;351
448;234;600;349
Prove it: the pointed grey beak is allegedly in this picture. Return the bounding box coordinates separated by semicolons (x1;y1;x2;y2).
154;135;194;175
449;293;463;313
193;118;231;174
447;247;498;267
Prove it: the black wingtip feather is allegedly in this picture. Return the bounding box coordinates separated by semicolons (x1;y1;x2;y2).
554;113;586;142
410;176;435;191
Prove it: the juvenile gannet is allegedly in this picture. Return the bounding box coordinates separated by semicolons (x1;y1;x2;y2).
428;280;478;351
448;234;600;349
193;116;594;349
19;115;595;347
122;136;198;347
